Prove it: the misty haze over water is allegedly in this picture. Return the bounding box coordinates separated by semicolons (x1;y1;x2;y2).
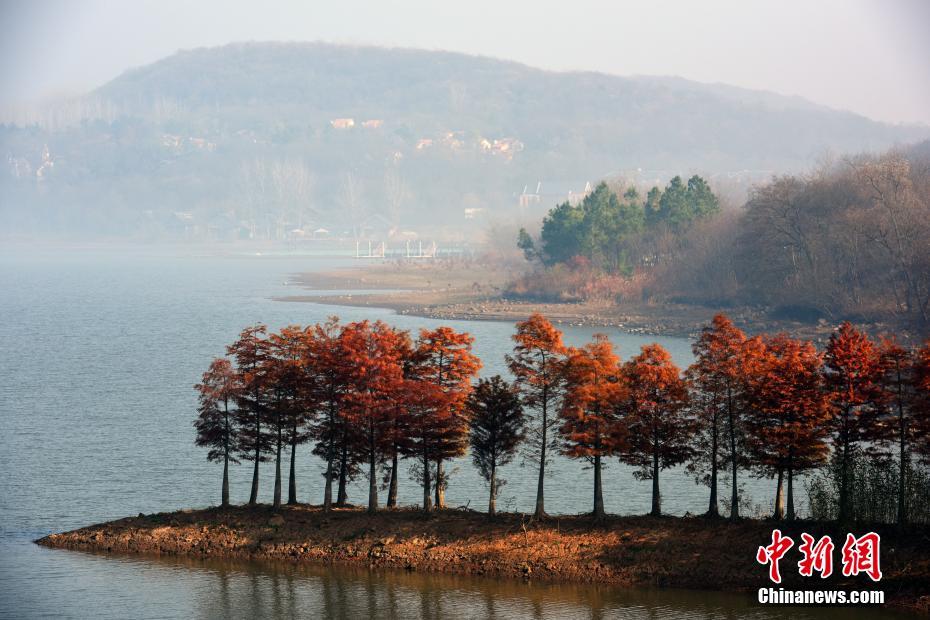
0;247;898;619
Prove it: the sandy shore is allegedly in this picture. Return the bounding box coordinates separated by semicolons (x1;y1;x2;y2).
36;505;929;613
275;261;857;342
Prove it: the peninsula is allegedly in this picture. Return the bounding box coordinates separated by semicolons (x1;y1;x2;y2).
37;506;930;613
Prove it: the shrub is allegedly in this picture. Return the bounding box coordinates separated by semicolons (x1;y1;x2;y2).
806;449;930;524
506;257;650;303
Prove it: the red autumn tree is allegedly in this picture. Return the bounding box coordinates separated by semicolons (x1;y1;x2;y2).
400;376;445;511
306;318;360;511
194;357;240;507
308;317;361;512
340;320;408;513
744;335;831;520
410;326;481;509
384;330;415;508
467;375;525;517
507;313;567;518
824;322;882;523
619;344;693;516
227;324;274;505
265;325;316;508
873;336;926;524
685;314;753;519
558;334;627;518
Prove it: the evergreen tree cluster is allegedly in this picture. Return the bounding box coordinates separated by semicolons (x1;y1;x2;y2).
521;176;719;275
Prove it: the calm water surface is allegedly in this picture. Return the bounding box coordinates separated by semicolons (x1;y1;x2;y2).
0;247;895;618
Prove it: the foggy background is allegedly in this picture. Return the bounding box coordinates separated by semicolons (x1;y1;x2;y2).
1;0;929;245
2;0;929;125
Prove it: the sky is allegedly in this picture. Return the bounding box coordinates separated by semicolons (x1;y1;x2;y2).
1;0;928;125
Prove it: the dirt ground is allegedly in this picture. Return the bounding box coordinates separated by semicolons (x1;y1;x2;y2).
37;505;930;613
275;261;862;342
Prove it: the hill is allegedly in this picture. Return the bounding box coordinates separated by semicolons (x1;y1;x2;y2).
2;42;928;238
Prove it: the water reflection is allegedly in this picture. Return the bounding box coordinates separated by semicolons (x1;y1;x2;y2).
56;549;898;620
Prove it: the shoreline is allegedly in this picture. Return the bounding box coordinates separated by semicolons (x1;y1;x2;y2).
275;263;866;342
36;505;929;613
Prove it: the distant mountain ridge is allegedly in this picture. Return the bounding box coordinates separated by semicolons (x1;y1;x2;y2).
2;42;928;237
97;43;866;115
96;42;921;135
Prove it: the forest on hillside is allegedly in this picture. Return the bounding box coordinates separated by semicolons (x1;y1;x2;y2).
2;42;928;239
514;142;930;330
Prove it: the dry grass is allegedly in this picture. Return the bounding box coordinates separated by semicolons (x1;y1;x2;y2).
37;504;930;613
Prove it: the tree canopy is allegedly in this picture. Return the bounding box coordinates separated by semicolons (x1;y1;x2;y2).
534;176;718;274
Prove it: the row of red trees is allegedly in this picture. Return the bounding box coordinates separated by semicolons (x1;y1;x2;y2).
195;313;930;523
687;316;930;524
195;319;487;513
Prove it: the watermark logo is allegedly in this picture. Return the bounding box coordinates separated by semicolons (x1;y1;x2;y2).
798;533;834;578
840;532;882;582
756;530;883;606
756;530;882;584
756;529;794;583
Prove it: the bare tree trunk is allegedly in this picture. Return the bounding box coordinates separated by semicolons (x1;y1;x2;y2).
773;468;784;520
323;438;334;513
488;461;497;517
422;450;432;512
787;458;796;521
593;454;604;519
535;390;548;518
336;442;349;507
287;425;298;505
249;456;260;505
387;450;398;508
222;409;230;507
273;423;282;509
249;417;261;505
367;447;378;514
435;459;446;509
727;388;739;520
222;453;230;508
651;440;661;516
708;410;719;517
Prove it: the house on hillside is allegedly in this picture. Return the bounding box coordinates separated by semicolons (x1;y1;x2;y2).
330;118;355;129
518;181;593;208
361;119;384;128
479;137;524;159
187;137;216;151
162;134;183;149
441;131;465;150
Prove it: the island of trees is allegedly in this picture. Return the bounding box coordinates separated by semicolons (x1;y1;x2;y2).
195;313;930;525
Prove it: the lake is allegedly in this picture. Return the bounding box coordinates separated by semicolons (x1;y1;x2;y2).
0;246;890;619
